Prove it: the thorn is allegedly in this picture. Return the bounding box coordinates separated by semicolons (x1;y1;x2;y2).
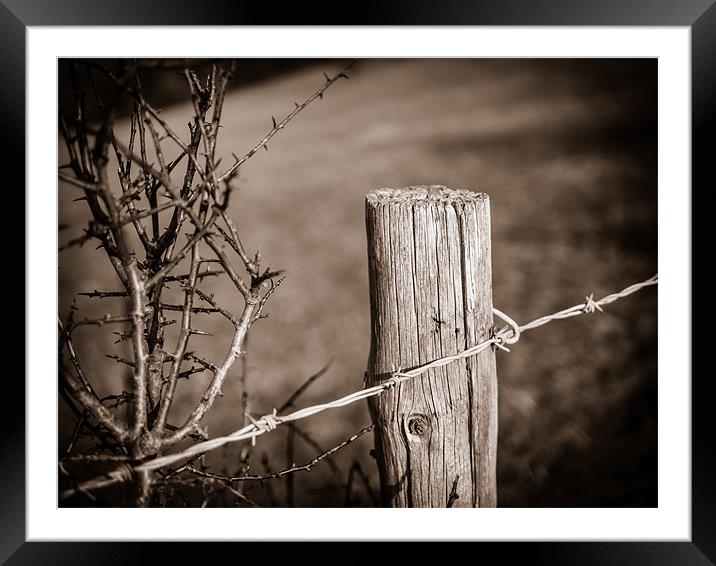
294;102;299;109
189;329;212;336
263;144;268;151
271;116;277;129
323;72;331;82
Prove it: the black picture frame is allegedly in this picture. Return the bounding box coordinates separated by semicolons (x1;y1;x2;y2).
5;1;710;563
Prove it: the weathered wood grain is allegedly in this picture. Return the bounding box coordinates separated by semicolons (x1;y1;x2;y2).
365;186;497;507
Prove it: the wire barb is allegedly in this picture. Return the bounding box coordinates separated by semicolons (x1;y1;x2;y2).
109;464;135;483
583;293;604;314
384;374;409;389
246;408;283;445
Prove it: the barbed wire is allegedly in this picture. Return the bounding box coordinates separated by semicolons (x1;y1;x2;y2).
60;273;657;499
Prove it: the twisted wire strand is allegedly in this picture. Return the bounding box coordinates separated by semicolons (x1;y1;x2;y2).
61;274;657;497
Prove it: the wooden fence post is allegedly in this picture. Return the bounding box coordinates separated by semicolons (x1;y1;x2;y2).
365;186;498;507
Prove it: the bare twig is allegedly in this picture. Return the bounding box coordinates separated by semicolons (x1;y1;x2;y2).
278;361;332;413
78;290;128;299
152;238;202;432
289;424;344;484
163;268;224;282
217;61;356;183
285;425;296;506
184;425;375;483
161;300;256;445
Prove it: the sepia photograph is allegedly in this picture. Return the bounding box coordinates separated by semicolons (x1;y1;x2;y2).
57;57;658;509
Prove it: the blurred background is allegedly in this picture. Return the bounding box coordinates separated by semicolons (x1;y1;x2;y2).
59;58;657;507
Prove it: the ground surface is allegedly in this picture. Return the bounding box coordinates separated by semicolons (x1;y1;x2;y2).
59;59;658;507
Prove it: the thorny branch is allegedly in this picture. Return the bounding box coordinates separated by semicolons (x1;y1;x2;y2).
58;59;357;507
175;425;374;483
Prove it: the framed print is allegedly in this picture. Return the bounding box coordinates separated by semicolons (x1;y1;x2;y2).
7;0;711;563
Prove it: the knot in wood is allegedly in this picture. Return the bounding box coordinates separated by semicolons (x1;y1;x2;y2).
407;414;429;437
